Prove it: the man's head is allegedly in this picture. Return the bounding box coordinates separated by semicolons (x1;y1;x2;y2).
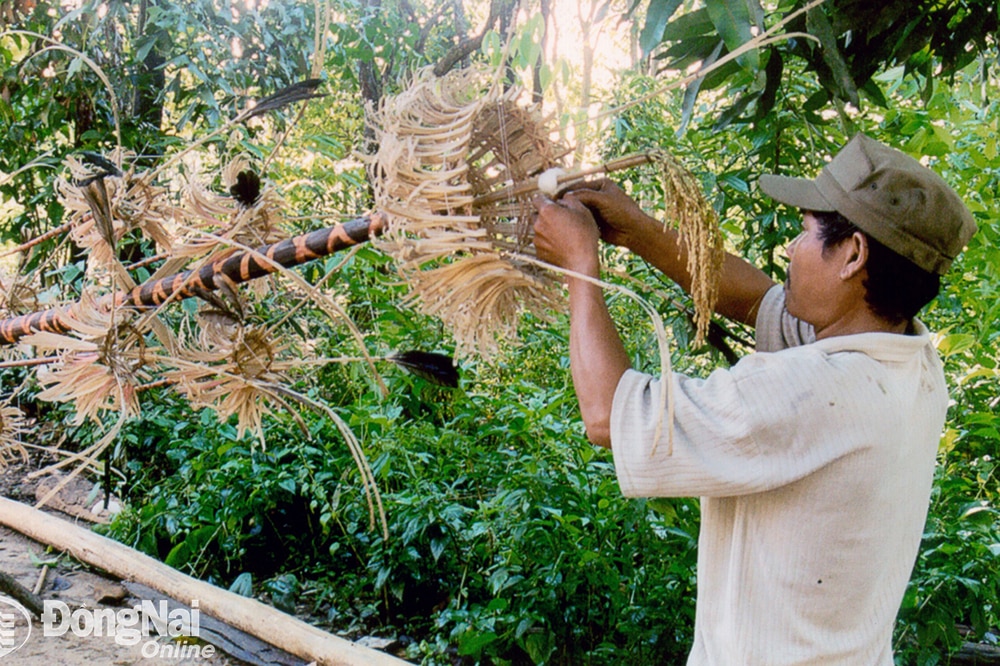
759;134;977;276
760;134;976;327
811;209;940;325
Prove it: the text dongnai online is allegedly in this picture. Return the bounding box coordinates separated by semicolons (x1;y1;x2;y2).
39;598;216;659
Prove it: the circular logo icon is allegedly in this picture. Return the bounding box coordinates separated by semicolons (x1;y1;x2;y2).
0;595;32;658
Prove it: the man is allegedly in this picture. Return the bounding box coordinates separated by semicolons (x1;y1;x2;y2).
531;134;977;665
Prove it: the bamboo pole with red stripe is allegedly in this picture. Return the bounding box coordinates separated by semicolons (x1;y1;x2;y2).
0;213;384;346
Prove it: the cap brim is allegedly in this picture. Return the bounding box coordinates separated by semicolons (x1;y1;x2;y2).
759;174;836;212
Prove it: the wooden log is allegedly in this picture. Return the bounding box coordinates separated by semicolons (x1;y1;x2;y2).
950;641;1000;665
0;496;410;666
0;568;45;618
123;582;306;666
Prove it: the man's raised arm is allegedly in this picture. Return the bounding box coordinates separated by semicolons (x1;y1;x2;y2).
570;180;776;327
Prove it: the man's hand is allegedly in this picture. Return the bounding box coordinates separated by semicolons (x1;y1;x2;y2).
532;194;602;277
560;179;654;249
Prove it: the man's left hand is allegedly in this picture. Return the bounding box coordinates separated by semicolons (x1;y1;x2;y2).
532;194;602;278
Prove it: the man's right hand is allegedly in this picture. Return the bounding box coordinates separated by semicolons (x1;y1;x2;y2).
562;177;776;328
562;179;655;249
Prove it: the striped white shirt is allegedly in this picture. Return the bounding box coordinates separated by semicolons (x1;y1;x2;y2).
610;285;945;665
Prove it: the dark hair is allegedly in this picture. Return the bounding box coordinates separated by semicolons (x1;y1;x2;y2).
809;210;941;324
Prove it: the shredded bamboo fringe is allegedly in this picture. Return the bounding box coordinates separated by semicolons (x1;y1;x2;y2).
0;400;29;469
366;66;724;356
366;66;572;357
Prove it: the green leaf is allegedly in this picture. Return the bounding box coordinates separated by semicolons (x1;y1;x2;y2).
661;7;715;41
164;540;192;568
678;39;723;135
705;0;759;71
640;0;684;56
859;78;889;108
936;333;977;357
66;56;83;78
803;88;830;112
647;497;678;523
486;597;509;613
959;502;997;525
134;35;159;63
457;630;498;656
524;631;556;663
265;574;300;613
719;173;750;194
430;537;446;562
28;548;60;567
806;6;859;106
229;572;253;597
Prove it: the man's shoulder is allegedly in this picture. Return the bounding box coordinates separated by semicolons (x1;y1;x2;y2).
755;284;815;352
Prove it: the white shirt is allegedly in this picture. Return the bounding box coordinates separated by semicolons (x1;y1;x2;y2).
610;285;946;665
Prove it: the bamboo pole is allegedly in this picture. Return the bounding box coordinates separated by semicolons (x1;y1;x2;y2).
470;152;656;207
0;149;665;348
0;496;410;666
0;214;384;346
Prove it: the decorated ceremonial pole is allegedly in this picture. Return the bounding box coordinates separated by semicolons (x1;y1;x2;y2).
0;214;384;346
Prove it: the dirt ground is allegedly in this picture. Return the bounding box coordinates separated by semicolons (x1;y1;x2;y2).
0;462;248;666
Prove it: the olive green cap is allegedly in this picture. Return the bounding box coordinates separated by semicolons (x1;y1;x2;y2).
759;134;977;275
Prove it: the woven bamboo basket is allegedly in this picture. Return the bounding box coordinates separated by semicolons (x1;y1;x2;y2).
366;67;577;357
366;66;723;357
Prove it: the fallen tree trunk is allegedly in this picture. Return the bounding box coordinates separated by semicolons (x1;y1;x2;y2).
0;496;409;666
950;641;1000;665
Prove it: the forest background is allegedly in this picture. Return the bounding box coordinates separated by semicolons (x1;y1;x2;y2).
0;0;997;664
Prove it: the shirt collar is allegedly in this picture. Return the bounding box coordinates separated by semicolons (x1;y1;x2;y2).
811;319;933;362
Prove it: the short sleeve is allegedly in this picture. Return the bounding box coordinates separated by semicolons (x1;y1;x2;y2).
610;367;773;498
609;347;877;498
755;284;815;353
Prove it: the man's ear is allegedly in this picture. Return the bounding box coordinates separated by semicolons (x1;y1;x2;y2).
840;232;868;280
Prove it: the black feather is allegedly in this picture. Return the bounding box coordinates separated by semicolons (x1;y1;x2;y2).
80;177;116;251
388;351;460;388
230;170;262;207
78;152;122;181
706;320;741;367
240;79;326;122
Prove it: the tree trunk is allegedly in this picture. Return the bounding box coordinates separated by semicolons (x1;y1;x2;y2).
131;0;166;136
531;0;552;104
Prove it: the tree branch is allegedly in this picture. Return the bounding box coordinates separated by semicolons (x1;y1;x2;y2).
432;0;506;77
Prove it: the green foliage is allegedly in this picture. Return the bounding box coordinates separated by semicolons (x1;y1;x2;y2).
633;0;999;130
101;289;703;664
896;465;1000;663
3;2;998;665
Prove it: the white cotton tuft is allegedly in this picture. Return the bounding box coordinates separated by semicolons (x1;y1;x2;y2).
537;168;566;197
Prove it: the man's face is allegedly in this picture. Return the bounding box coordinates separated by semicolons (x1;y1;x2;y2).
785;212;851;329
